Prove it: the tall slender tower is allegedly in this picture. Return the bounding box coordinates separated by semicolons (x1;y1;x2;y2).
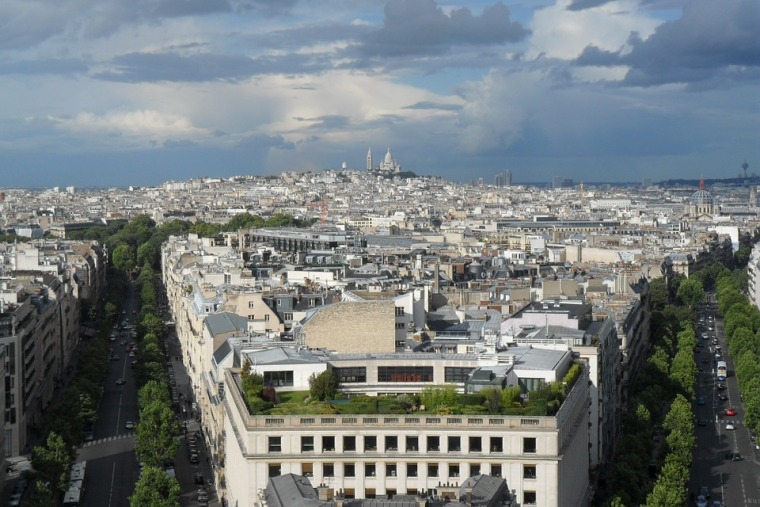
367;148;373;171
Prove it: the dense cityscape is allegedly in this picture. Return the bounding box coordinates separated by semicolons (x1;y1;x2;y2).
2;0;758;506
0;167;759;506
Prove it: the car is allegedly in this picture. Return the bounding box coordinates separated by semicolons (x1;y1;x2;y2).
120;340;127;346
716;383;726;390
697;397;705;405
725;452;743;461
712;501;723;507
725;408;736;416
197;489;209;502
189;453;199;464
109;336;116;342
696;495;708;507
718;393;728;401
125;420;135;430
726;422;735;430
697;419;707;427
193;472;205;485
115;378;126;385
111;354;119;361
9;492;22;507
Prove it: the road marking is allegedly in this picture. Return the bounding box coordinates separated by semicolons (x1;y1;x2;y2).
108;461;116;507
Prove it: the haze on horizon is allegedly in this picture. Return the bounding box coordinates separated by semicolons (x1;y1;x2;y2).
0;0;758;188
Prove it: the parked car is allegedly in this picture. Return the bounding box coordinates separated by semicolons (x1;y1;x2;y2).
189;453;199;464
125;420;135;430
725;408;736;416
115;378;126;386
726;422;735;430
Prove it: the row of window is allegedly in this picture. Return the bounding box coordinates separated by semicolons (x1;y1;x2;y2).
270;435;537;454
267;462;538;480
332;366;476;384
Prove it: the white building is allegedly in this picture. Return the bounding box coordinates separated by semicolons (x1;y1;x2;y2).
222;349;590;507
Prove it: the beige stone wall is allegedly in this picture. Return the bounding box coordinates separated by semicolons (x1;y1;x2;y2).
302;300;395;353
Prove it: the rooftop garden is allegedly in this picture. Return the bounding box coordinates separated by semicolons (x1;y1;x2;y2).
239;361;583;417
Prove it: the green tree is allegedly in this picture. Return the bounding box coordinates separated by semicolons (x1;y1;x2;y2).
142;313;166;337
112;243;136;274
308;370;338;401
480;388;503;414
676;277;705;308
31;432;74;495
130;466;181;507
136;242;157;269
135;400;180;467
105;301;119;322
419;385;458;410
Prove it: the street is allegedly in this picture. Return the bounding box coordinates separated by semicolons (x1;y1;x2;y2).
690;300;760;506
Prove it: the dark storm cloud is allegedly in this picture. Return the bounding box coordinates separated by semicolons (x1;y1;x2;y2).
95;51;331;82
163;139;198;148
566;0;612;11
575;0;760;86
360;0;529;57
0;0;233;50
235;0;300;16
154;0;232;17
250;21;370;50
293;115;352;130
0;58;88;76
403;101;462;111
237;133;295;150
568;0;687;10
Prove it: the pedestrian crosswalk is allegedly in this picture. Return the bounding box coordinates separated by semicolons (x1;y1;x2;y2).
80;432;135;448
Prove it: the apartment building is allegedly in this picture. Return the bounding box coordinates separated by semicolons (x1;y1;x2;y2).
223;354;590;507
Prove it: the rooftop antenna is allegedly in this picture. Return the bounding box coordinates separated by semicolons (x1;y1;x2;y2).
743;161;749;179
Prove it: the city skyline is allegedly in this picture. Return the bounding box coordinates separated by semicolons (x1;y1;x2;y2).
0;0;758;187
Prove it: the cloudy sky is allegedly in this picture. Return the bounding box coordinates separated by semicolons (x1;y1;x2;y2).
0;0;758;187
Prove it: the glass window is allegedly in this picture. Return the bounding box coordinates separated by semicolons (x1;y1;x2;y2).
268;436;282;453
469;436;482;453
302;463;313;477
490;437;503;453
301;436;314;452
491;464;502;477
427;436;440;452
344;463;355;477
386;464;397;477
470;464;480;476
406;436;419;451
268;464;281;477
385;436;398;451
407;463;418;477
523;437;537;454
428;463;439;477
377;366;433;383
365;463;376;477
524;491;537;505
448;436;461;452
322;436;335;452
524;465;537;479
343;436;356;451
263;370;293;387
448;463;460;477
334;367;367;383
364;436;377;452
444;367;475;382
323;463;334;477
